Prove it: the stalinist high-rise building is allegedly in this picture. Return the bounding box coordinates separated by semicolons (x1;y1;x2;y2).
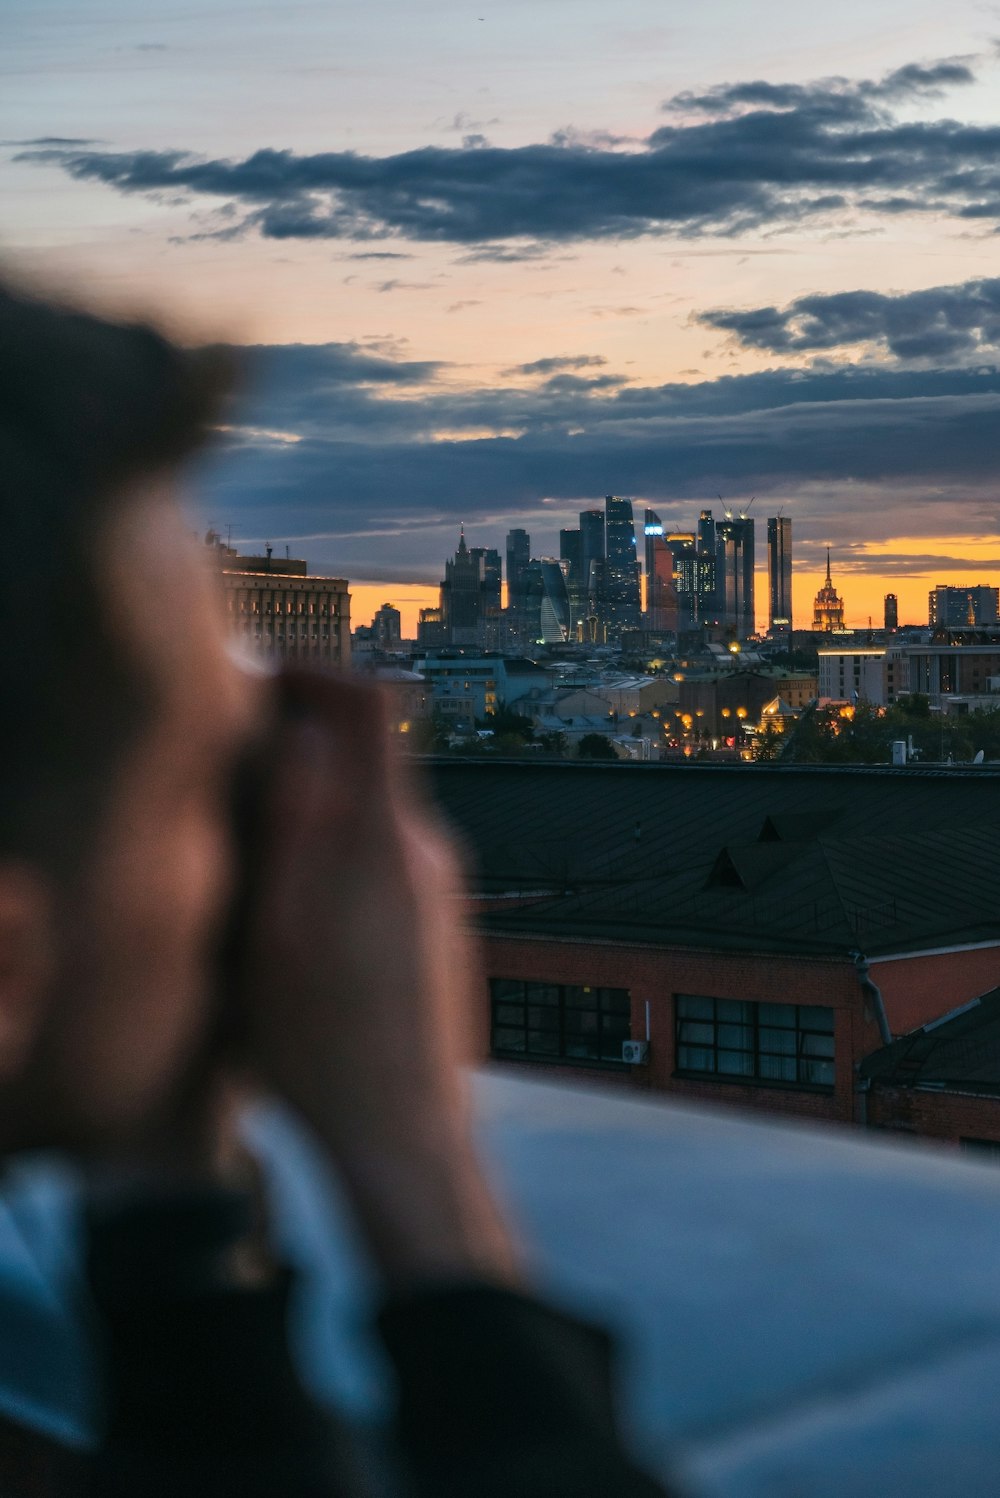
812;550;845;633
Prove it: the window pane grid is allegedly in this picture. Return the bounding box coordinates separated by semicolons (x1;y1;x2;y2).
675;996;835;1090
491;980;630;1065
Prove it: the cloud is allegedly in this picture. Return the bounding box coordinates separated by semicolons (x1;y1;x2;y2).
452;244;566;264
4;135;100;147
508;355;608;375
374;278;437;293
827;551;1000;575
237;341;445;393
191;339;1000;577
700;276;1000;360
19;57;999;246
440;110;501;134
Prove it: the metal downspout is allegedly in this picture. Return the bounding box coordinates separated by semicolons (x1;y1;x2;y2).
850;950;893;1047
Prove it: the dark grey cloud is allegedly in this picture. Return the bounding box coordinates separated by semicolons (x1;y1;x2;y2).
829;551;1000;575
18;58;999;246
508;355;608;376
5;135;99;147
667;60;975;117
452;244;566;264
701;275;1000;360
239;341;444;393
193;339;1000;577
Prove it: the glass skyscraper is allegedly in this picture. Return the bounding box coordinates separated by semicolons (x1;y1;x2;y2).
767;516;792;634
520;559;571;644
715;514;756;638
603;494;642;639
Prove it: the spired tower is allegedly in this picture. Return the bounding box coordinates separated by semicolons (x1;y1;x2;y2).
812;549;845;632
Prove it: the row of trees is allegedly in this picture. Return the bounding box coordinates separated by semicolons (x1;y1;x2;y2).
407;706;619;759
759;695;1000;765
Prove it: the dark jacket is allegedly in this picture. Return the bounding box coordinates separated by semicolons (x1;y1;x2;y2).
72;1186;673;1498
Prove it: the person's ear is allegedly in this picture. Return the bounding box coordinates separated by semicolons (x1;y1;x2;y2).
0;866;54;1081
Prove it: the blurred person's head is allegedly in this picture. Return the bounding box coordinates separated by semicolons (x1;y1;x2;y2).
0;278;255;1154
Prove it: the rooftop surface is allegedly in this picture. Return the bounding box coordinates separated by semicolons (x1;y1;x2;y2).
861;986;1000;1094
427;759;1000;957
5;1074;1000;1494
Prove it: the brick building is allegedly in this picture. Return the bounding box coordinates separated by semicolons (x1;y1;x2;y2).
861;986;1000;1150
429;759;1000;1133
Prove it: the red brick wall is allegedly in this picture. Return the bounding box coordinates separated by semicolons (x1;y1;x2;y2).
868;1084;1000;1146
476;933;880;1126
872;946;1000;1035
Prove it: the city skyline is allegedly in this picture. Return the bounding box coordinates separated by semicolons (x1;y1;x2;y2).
355;514;983;640
7;3;1000;633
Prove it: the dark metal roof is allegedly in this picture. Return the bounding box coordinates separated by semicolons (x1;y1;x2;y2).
860;988;1000;1093
425;759;1000;957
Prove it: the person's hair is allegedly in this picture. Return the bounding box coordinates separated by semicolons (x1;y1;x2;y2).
0;278;236;872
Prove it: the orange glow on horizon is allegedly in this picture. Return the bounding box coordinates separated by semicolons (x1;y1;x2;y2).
349;582;440;639
345;534;1000;642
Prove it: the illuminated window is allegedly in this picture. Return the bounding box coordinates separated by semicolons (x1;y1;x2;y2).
675;996;834;1089
490;980;630;1066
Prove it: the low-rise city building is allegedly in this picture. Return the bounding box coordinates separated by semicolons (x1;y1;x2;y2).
205;531;351;668
431;759;1000;1141
862;986;1000;1150
415;655;548;723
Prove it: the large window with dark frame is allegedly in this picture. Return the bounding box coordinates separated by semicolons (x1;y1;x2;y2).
675;996;835;1088
490;980;630;1065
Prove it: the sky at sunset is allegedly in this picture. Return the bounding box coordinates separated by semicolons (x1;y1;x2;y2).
6;0;1000;634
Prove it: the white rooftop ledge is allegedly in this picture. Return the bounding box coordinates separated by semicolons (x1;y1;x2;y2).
4;1071;1000;1495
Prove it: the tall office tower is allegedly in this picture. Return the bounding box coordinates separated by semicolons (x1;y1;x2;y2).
471;546;502;649
644;509;677;633
643;508;663;612
696;509;720;623
715;513;756;637
928;584;1000;628
884;594;899;631
812;549;845;632
440;527;485;645
520;559;571;644
767;516;793;634
559;527;587;634
505;528;530;617
603;494;642;639
579;508;605;621
669;533;698;628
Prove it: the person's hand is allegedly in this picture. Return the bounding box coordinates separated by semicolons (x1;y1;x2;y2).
242;672;520;1289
